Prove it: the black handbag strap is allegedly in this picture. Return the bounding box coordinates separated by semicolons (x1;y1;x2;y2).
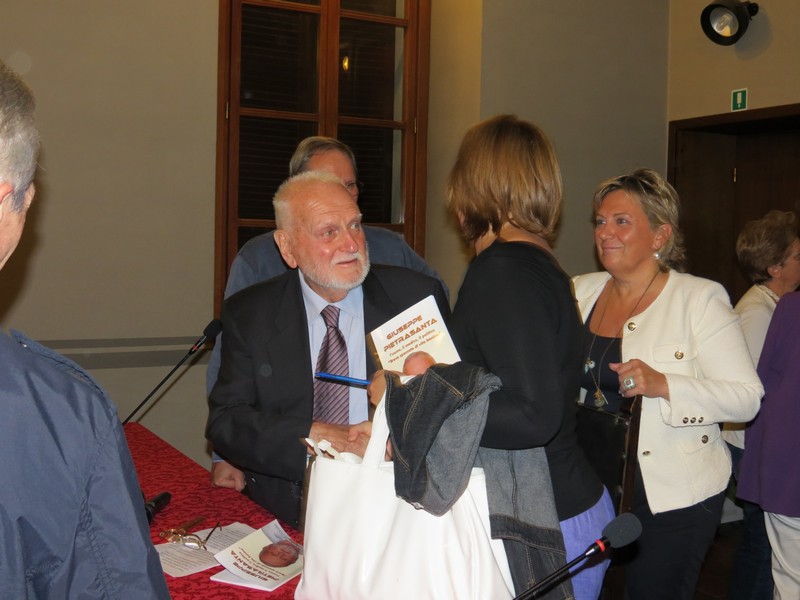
618;395;642;515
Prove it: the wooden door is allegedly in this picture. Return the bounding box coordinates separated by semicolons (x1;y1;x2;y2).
668;105;800;304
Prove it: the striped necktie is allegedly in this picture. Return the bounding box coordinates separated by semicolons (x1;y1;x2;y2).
312;305;350;424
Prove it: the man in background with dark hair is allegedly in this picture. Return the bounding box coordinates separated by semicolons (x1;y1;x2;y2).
0;60;169;599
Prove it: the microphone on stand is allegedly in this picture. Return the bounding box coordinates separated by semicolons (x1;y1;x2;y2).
122;319;223;424
513;512;642;600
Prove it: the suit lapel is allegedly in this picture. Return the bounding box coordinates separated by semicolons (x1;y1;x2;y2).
362;271;398;332
272;271;314;403
362;271;400;375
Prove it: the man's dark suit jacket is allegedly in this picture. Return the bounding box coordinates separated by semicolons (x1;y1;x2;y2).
206;265;450;527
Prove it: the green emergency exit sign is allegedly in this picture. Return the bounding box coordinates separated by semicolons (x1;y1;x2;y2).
732;89;748;111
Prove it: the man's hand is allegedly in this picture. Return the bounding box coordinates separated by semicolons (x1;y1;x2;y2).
308;420;372;457
345;421;372;457
210;459;246;491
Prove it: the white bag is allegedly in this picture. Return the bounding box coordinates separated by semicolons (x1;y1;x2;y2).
295;400;514;600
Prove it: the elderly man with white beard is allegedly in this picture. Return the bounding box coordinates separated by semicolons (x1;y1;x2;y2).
205;170;449;529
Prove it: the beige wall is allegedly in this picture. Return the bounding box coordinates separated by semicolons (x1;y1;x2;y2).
2;1;218;465
425;0;483;297
669;1;800;120
427;1;669;291
3;2;217;338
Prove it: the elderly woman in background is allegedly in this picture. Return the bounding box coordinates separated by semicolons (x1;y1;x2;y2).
446;115;613;599
724;210;800;600
572;169;763;600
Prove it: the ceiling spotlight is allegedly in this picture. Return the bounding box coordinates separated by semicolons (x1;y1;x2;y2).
701;1;759;45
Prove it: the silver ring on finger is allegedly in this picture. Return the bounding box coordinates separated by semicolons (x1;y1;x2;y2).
622;376;636;391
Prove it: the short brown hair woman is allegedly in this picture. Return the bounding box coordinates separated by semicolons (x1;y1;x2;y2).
447;115;614;599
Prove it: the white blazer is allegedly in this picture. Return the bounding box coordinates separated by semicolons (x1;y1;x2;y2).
572;271;763;514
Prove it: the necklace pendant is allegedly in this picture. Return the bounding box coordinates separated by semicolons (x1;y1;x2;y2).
584;358;595;374
593;389;607;408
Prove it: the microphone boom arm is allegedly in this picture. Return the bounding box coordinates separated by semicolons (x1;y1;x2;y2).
514;543;604;600
512;512;641;600
121;320;222;424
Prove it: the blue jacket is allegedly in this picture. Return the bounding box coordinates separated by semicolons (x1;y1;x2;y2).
0;330;169;599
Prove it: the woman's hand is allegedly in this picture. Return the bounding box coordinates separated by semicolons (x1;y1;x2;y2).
367;370;388;407
609;359;670;400
368;355;435;407
366;371;394;459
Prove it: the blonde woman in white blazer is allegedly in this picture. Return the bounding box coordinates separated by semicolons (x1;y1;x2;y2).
572;169;762;600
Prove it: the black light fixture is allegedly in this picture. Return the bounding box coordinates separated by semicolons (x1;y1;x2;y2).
701;1;759;45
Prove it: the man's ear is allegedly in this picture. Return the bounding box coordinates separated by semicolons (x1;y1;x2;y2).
0;183;14;222
0;183;34;222
23;183;35;211
274;229;298;269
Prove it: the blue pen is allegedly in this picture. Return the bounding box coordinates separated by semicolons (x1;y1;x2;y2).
314;372;370;387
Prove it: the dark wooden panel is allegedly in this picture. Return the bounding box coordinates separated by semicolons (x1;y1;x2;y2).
668;105;800;304
673;131;737;292
732;130;800;301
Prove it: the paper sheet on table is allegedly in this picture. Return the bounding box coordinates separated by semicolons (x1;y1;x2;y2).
156;522;254;577
213;521;303;591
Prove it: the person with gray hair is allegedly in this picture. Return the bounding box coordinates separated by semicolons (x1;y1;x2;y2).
0;65;38;215
208;135;448;491
0;61;169;599
289;137;357;181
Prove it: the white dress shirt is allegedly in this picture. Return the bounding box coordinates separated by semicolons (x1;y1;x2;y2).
299;275;368;424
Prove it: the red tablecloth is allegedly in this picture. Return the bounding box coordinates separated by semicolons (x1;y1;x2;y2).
125;423;301;599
